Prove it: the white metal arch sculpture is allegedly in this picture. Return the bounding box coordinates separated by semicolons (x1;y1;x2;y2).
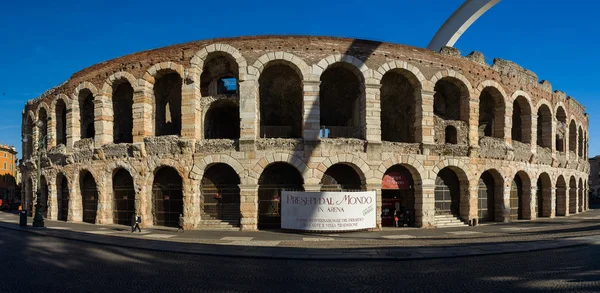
427;0;501;51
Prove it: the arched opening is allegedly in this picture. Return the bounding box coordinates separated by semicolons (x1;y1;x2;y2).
200;52;239;97
154;71;182;136
578;127;584;158
24;116;33;158
556;176;567;216
55;100;67;146
536;105;552;148
320;164;364;191
512;96;532;143
435;167;465;219
536;173;552;218
80;171;98;224
513;171;532;220
433;77;468;121
478;170;503;222
478;87;505;138
39;176;48;218
204;100;240;139
259;62;303;138
201;163;241;225
569;120;577;153
79;89;95;139
112;81;134;144
555;107;567;152
569;176;577;214
38;108;48;148
445;126;457;144
257;162;304;229
152;167;184;227
319;63;365;139
112;169;135;226
579;178;584;212
381;165;416;227
56;173;69;222
380;69;418;142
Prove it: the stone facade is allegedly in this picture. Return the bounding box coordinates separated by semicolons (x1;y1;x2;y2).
20;36;590;231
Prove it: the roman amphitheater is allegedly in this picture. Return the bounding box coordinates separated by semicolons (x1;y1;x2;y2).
20;36;590;231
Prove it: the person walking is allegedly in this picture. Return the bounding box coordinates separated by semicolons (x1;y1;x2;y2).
132;214;142;233
131;214;136;233
177;214;184;232
394;211;399;228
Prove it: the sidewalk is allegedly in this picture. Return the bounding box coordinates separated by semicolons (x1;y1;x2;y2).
2;210;600;260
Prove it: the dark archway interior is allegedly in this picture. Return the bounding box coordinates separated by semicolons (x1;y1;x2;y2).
39;176;48;218
259;63;303;138
200;53;239;97
536;174;551;217
478;87;504;138
319;64;363;139
201;163;241;224
258;163;304;229
478;171;496;222
435;168;461;217
113;81;134;144
57;174;69;221
380;70;415;142
381;165;415;227
536;105;552;148
512;174;523;220
113;169;135;226
154;72;182;136
578;127;584;158
445;126;457;144
204;100;240;139
38;108;48;147
55;100;67;146
569;121;577;152
556;176;567;216
320;164;363;191
152;167;183;227
569;177;577;214
434;78;463;121
80;171;98;224
24;116;33;157
79;90;95;139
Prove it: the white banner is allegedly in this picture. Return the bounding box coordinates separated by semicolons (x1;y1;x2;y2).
281;191;376;231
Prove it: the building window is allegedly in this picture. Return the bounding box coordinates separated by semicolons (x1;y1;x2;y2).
3;162;6;169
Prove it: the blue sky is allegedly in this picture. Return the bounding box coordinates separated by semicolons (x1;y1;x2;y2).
0;0;598;157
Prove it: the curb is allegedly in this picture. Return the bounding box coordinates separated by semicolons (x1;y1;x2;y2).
0;222;593;261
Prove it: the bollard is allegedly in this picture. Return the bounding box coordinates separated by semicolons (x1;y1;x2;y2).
19;210;27;227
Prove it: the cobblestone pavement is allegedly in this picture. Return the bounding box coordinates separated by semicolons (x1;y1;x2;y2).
2;228;600;293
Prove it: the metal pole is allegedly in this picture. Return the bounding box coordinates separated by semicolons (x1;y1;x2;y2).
32;130;45;228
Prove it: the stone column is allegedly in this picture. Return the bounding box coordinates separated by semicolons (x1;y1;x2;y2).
132;81;153;143
528;185;537;220
548;187;556;218
574;187;580;214
183;178;202;229
31;176;38;217
95;174;113;225
68;175;83;222
137;175;153;228
504;103;513;145
465;181;477;224
417;183;435;228
238;80;258;151
564;185;570;216
47;178;58;220
68;97;80;150
181;68;201;140
302;81;320;141
364;83;381;142
239;184;258;231
47;109;57;149
94;96;113;146
416;89;435;144
467;95;479;147
530;113;538;155
500;182;511;222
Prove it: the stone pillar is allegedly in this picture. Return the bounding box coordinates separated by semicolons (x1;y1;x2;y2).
95;174;113;225
416;89;435;144
69;97;80;150
365;83;381;142
466;183;477;223
68;175;83;222
549;187;556;218
181;68;201;140
132;81;153;143
302;81;320;141
551;120;557;153
47;109;57;149
467;95;479;147
137;175;153;228
564;185;570;216
528;185;537;220
47;178;58;220
574;187;580;214
530;113;538;155
94;96;113;146
31;176;38;217
183;178;201;229
238;80;258;150
417;183;435;228
239;184;258;231
500;182;511;222
504;103;513;144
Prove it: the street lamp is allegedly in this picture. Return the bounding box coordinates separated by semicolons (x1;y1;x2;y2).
22;119;50;228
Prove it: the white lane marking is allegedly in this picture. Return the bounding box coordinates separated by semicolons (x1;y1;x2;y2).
382;235;416;239
220;237;253;241
143;234;176;239
303;237;335;241
446;231;481;235
222;240;281;247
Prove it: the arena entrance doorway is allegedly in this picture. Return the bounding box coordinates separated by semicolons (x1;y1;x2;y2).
381;165;415;227
201;163;241;226
258;163;304;229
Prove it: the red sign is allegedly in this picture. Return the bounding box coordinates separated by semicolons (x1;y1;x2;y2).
164;196;170;200
382;172;410;190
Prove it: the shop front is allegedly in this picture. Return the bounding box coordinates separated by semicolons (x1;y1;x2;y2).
381;168;415;227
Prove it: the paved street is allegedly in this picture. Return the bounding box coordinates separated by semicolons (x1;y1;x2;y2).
1;228;600;292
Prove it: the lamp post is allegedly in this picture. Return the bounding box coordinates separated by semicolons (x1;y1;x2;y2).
22;119;50;228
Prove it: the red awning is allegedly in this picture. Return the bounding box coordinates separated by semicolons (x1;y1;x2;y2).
382;172;410;190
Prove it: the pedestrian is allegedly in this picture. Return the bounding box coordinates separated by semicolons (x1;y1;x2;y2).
394;211;399;228
131;214;136;233
133;214;142;233
177;214;184;232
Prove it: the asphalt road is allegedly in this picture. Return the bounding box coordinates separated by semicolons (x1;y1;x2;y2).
2;228;600;293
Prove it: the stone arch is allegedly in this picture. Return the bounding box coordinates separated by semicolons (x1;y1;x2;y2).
536;100;553;148
476;82;507;138
429;69;474;94
146;63;184;137
475;80;509;104
151;165;184;227
78;168;99;224
555;104;568;152
36;102;51;119
251;52;310;82
313;153;370;186
110;163;137;182
569;119;578;153
101;71;138;96
578;125;584;158
536;172;553;218
510;91;534;143
555;174;568;216
430;158;471;182
431;70;472;132
433;163;470;222
373;60;426;87
377;155;426;186
476;168;505;222
74;81;99;97
74;83;98;140
144;62;185;84
313;54;372;81
320;162;367;191
511;170;532;220
250;153;308;184
190;43;248;82
192;154;245;181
